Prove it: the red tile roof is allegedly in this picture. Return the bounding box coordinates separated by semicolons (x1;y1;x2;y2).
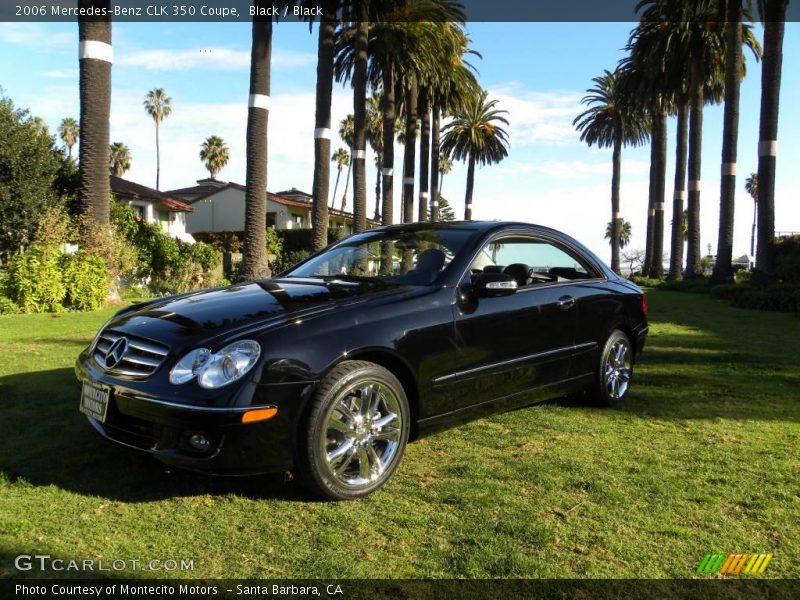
111;176;193;212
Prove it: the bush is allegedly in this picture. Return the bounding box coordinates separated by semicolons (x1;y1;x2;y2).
629;276;663;288
730;284;800;313
63;251;110;311
773;235;800;284
0;296;20;315
4;243;66;312
274;250;311;274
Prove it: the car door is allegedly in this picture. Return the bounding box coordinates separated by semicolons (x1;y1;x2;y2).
428;234;579;417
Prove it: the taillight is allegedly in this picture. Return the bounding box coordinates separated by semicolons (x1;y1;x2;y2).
642;294;648;316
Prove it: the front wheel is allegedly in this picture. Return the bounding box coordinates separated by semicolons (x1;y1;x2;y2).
590;330;634;407
295;361;410;500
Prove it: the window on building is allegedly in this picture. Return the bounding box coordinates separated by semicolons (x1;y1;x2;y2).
267;212;277;227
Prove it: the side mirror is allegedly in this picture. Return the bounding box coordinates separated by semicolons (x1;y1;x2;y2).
472;272;518;297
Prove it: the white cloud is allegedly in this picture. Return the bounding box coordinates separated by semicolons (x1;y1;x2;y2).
43;69;78;79
0;23;72;48
116;47;316;71
488;85;584;147
503;158;650;180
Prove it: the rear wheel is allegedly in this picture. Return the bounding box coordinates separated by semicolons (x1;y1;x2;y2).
295;361;410;500
591;330;633;407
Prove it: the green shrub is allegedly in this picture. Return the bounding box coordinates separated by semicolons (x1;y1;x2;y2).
660;277;711;293
730;284;800;313
62;251;110;311
274;250;311;274
0;296;20;315
773;235;800;283
629;276;663;288
5;243;65;312
734;269;752;284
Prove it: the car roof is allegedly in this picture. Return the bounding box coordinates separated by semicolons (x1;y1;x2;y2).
371;220;557;235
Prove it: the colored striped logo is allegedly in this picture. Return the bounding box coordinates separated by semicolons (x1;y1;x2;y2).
697;553;772;574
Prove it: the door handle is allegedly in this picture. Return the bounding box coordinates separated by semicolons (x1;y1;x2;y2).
557;295;576;310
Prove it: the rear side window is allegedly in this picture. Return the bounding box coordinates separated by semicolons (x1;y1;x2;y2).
469;236;598;286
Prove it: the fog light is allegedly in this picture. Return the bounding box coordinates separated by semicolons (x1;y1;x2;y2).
188;433;211;452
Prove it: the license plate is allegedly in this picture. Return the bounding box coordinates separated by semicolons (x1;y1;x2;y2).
80;380;110;423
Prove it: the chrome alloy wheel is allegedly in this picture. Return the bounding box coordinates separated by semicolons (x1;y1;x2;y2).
604;339;632;400
319;381;403;488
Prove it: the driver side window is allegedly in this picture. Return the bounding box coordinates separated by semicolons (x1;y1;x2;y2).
469;236;595;287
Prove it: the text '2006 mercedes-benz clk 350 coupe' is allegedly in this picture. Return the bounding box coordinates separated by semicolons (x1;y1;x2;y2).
76;221;648;499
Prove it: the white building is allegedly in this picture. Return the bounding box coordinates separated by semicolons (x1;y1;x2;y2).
110;176;195;242
167;179;374;235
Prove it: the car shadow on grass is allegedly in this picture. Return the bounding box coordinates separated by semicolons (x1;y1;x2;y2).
0;368;323;503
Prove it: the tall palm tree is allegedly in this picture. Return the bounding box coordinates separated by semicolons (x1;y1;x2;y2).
78;0;112;228
366;93;384;221
109;142;131;177
338;114;355;211
745;172;758;257
241;4;272;281
755;0;789;276
401;75;418;223
437;155;453;195
713;0;762;283
574;67;649;274
310;0;338;252
606;219;632;249
58;117;79;159
350;1;369;233
418;86;430;221
441;89;510;221
330;147;350;209
142;88;172;190
199;135;230;179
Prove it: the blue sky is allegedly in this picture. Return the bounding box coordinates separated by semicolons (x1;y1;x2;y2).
0;20;798;261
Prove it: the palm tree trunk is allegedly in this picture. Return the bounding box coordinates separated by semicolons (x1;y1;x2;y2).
341;150;352;211
610;136;622;274
711;0;742;284
374;162;381;221
755;0;787;276
241;8;272;281
402;76;417;224
686;53;705;278
650;109;668;278
418;88;430;221
463;154;476;221
643;113;656;277
381;63;396;226
331;167;341;210
429;100;441;221
155;121;160;190
351;6;368;233
750;200;757;257
311;1;336;252
668;102;689;280
78;2;112;229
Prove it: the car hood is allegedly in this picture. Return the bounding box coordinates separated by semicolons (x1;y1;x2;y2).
105;278;398;350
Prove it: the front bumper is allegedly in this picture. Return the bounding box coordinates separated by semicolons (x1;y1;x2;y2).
75;353;314;475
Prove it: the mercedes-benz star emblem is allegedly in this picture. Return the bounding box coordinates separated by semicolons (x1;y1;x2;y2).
105;337;129;369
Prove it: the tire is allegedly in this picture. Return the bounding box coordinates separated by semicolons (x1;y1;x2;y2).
294;360;410;500
590;330;634;407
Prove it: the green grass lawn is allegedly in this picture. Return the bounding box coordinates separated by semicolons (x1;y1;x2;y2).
0;290;798;579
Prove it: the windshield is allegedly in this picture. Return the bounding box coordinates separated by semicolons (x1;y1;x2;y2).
284;227;475;285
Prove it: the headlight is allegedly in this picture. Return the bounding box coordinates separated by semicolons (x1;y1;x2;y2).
170;340;261;389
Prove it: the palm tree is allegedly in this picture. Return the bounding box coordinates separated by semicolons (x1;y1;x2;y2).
109;142;131;177
755;0;789;276
441;89;510;221
366;93;383;221
437;155;453;195
199;135;230;179
338;114;355;211
330;147;350;210
310;0;338;252
143;88;172;190
713;0;762;283
606;219;632;249
745;172;758;257
350;2;369;233
574;67;649;273
78;0;112;228
58;117;79;159
240;5;272;281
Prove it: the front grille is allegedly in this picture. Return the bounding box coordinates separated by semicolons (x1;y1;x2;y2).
93;330;169;378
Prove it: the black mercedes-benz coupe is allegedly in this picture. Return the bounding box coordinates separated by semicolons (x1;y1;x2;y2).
76;221;648;499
